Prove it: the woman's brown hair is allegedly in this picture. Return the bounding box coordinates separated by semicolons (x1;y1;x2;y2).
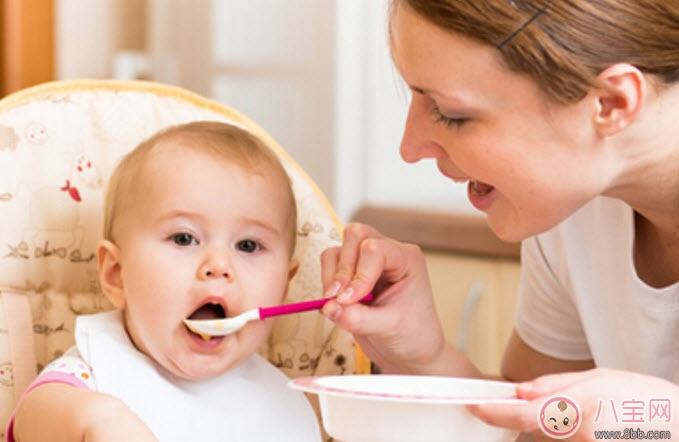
391;0;679;103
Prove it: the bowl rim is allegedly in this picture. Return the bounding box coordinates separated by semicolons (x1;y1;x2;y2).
289;374;526;405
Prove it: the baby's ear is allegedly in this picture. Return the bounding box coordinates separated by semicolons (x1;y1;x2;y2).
97;239;126;308
288;259;300;282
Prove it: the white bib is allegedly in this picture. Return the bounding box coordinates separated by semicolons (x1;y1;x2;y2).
75;310;320;441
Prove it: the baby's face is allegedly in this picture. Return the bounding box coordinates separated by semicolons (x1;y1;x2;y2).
109;141;295;380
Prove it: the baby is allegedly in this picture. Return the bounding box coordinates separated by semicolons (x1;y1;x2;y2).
8;121;321;441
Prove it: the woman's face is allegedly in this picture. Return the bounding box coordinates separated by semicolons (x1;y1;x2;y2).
390;4;613;241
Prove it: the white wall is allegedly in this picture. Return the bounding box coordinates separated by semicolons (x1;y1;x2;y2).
141;0;337;219
208;0;336;216
56;0;145;79
55;0;475;224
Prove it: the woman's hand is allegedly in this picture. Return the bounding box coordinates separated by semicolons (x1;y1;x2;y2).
320;222;479;377
469;368;679;441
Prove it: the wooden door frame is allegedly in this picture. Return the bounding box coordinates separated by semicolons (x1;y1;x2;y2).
1;0;54;97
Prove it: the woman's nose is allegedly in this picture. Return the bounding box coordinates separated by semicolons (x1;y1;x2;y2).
198;252;234;281
399;99;445;163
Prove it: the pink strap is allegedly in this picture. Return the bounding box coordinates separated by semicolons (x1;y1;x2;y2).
1;289;38;402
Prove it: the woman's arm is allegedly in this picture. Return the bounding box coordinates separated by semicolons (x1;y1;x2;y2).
12;383;158;442
502;329;595;382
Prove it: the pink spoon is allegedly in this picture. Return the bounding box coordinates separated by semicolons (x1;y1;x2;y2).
184;292;374;339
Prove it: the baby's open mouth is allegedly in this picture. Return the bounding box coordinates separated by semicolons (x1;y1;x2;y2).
188;302;227;321
186;303;227;341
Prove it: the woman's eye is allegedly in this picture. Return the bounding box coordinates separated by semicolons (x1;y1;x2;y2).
171;233;196;246
236;239;259;253
432;106;468;128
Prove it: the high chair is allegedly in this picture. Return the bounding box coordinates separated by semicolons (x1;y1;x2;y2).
0;79;370;440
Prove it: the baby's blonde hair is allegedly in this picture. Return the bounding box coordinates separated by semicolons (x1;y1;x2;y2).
103;120;297;255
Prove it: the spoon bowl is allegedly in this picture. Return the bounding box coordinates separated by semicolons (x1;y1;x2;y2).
185;308;261;339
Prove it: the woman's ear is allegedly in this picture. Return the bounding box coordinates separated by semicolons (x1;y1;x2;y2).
97;239;126;308
593;63;645;136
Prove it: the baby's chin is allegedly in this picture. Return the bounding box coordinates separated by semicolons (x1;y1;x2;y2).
169;355;247;382
163;326;272;381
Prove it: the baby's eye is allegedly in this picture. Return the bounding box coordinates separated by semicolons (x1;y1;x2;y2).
236;239;259;253
171;233;197;246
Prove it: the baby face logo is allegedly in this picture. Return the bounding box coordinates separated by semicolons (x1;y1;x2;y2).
538;395;581;439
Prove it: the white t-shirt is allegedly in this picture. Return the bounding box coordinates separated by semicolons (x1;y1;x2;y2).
515;196;679;383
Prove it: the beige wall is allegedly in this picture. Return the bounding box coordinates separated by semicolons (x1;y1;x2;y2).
55;0;145;79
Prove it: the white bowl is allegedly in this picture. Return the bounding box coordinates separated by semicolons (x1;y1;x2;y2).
290;374;522;442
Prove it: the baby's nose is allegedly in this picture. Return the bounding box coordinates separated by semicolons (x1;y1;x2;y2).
199;253;234;281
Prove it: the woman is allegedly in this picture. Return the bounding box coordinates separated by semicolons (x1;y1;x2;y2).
321;0;679;440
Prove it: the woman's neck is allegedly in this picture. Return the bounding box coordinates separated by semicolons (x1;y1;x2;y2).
624;83;679;287
633;210;679;288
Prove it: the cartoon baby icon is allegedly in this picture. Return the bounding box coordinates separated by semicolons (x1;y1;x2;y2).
538;395;581;439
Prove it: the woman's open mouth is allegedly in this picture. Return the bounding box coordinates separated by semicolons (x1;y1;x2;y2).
467;180;496;211
469;180;494;197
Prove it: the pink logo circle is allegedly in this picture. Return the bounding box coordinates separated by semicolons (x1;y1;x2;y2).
538;395;581;439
